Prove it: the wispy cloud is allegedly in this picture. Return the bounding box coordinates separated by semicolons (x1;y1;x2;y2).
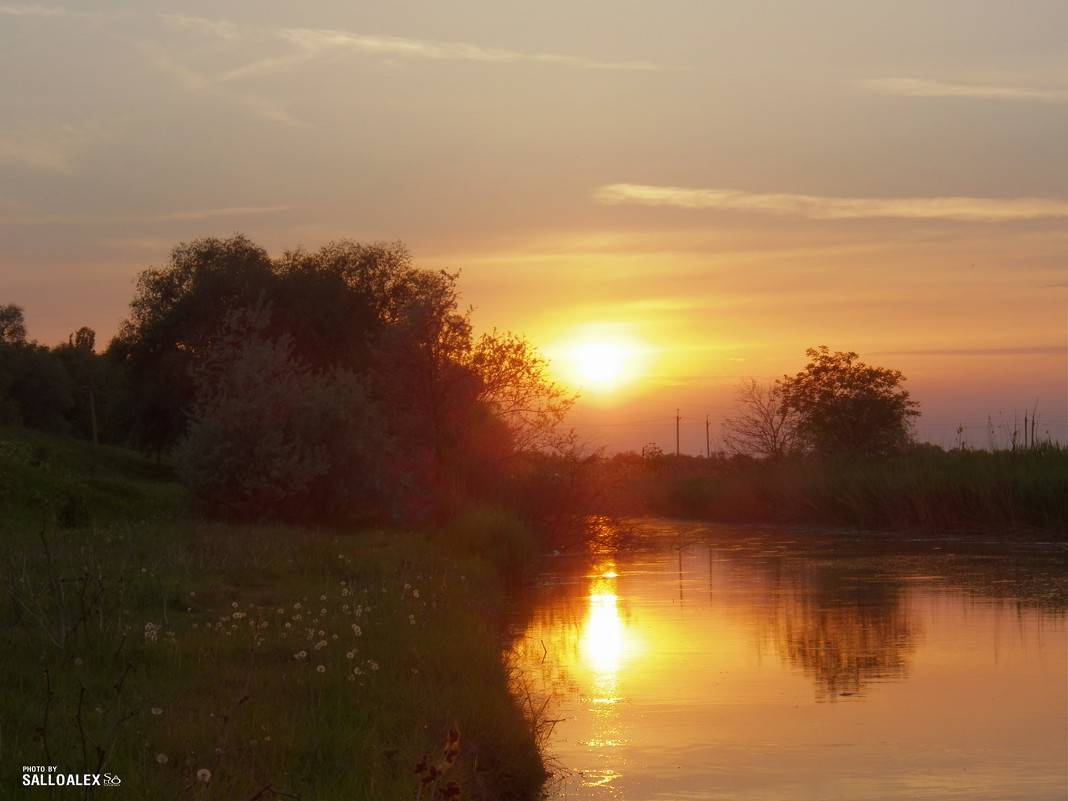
275;27;676;71
161;14;676;79
874;346;1065;358
0;123;107;174
0;4;70;16
594;184;1068;222
858;78;1068;103
153;14;674;126
0;205;289;226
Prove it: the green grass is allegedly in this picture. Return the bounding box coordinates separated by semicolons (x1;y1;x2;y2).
1;429;547;800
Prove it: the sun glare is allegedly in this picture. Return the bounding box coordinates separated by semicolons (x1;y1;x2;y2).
570;342;630;386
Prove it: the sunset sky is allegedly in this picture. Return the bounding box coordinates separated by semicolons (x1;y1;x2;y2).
3;1;1066;453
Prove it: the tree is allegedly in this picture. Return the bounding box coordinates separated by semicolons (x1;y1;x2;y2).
110;233;577;524
721;378;801;459
0;304;28;344
53;327;106;442
107;235;276;453
467;330;576;454
778;346;919;457
0;342;73;431
173;302;386;521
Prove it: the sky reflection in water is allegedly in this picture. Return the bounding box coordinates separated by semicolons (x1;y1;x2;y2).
517;523;1068;801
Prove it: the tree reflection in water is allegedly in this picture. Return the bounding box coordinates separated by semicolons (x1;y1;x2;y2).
513;519;1067;801
759;563;918;700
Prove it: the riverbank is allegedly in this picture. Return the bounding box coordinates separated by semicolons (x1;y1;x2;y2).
587;445;1068;538
1;428;547;800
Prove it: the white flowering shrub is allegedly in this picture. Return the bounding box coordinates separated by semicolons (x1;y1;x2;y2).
174;302;384;520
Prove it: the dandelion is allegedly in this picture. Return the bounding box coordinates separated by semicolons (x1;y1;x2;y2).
74;657;83;666
346;651;355;659
369;660;379;671
294;650;307;661
232;612;246;620
155;754;168;765
196;768;211;783
232;601;238;608
317;664;326;673
413;589;420;599
409;614;416;625
293;602;302;610
352;624;362;636
151;707;163;716
320;595;327;601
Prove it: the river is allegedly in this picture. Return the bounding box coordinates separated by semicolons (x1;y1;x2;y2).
514;519;1068;801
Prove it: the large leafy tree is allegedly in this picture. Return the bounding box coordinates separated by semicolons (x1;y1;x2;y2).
107;234;276;453
109;234;571;523
779;346;919;457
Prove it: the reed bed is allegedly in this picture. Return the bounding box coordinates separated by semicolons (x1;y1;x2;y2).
654;444;1068;536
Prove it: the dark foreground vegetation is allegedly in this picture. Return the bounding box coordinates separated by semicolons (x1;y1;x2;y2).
1;427;548;801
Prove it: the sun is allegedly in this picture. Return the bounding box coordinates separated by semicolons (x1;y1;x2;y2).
570;342;631;386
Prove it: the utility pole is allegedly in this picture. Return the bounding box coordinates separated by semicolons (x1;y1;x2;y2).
706;415;710;458
676;409;681;457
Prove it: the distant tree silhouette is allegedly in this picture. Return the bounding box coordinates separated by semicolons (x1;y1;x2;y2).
721;378;802;459
0;303;28;344
779;346;919;457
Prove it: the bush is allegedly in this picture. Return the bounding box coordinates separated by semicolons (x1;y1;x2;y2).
443;506;537;581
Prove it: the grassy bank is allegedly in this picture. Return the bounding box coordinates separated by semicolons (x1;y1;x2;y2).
643;444;1068;536
1;428;546;800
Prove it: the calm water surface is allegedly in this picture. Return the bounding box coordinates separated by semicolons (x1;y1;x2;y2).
515;521;1068;801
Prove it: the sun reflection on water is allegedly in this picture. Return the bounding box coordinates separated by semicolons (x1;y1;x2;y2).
574;563;632;795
